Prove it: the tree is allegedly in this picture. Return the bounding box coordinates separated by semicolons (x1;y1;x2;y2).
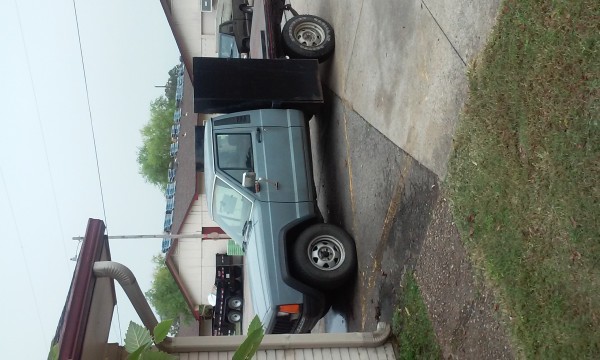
137;95;175;191
145;254;192;333
163;64;181;102
137;64;181;191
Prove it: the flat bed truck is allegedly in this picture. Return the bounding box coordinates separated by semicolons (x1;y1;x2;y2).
195;2;357;335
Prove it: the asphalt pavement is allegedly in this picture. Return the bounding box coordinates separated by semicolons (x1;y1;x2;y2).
295;0;502;333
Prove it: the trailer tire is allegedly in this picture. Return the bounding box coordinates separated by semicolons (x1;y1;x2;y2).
227;296;243;310
228;310;242;323
282;15;335;62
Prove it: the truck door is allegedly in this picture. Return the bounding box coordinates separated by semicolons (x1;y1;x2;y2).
212;110;312;204
253;125;312;203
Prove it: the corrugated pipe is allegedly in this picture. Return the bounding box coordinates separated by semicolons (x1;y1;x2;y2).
93;261;390;353
92;261;173;351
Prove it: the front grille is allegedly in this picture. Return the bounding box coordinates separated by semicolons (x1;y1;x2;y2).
271;314;299;334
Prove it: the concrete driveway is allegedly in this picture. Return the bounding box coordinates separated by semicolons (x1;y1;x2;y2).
293;0;500;178
287;1;513;356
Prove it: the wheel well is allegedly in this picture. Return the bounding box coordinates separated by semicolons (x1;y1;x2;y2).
278;215;322;298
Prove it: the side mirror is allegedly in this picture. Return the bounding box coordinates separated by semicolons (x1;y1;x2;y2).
242;172;256;188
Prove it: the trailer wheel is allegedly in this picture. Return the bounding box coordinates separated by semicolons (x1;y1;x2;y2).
282;15;335;62
291;224;356;291
227;296;243;310
227;310;242;323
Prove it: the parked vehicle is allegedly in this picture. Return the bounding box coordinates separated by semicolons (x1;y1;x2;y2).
216;0;334;62
217;0;252;56
211;254;244;336
204;109;357;334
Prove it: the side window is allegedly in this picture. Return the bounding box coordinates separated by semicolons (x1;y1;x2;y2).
216;134;253;183
213;177;252;244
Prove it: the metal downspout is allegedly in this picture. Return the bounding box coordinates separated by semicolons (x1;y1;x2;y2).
93;261;391;354
92;261;173;351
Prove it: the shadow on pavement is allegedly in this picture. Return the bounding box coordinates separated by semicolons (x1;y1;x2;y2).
310;89;440;332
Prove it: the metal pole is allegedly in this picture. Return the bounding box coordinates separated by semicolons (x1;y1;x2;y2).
72;233;230;241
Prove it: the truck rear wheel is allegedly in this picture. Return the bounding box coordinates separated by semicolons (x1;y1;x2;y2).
291;224;356;291
282;15;335;62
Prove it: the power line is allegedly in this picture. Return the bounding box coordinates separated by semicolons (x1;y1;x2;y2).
12;0;70;277
70;0;109;229
0;168;48;346
70;0;121;343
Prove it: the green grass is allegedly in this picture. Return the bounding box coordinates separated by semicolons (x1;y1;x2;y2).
446;0;599;358
392;272;442;360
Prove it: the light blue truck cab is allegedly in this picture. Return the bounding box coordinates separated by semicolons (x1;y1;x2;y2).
204;109;357;333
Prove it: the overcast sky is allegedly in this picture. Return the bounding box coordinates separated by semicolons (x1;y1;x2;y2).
0;0;179;357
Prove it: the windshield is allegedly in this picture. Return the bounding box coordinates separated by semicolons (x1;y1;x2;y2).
212;177;252;244
218;33;240;58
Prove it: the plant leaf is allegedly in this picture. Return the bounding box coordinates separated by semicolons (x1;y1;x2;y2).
233;316;264;360
233;329;264;360
153;319;173;344
48;343;59;360
247;315;263;335
127;343;150;360
124;321;153;354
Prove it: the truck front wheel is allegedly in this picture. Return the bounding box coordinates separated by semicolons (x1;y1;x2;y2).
291;224;356;291
282;15;335;62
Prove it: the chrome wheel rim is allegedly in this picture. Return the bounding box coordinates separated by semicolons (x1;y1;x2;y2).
293;22;326;47
230;299;242;309
307;235;345;271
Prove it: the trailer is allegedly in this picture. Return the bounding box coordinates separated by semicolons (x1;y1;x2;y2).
194;0;335;115
211;254;244;336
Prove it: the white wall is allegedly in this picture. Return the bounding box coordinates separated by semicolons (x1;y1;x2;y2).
170;0;218;58
172;194;230;311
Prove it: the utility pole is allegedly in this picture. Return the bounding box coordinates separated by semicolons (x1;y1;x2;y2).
72;233;230;241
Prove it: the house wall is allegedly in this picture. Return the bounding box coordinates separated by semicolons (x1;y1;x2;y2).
171;193;231;335
177;343;397;359
169;0;218;60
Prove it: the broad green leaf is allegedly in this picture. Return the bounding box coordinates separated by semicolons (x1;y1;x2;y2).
247;315;264;335
48;343;59;360
153;319;173;344
127;343;150;360
232;327;264;360
124;321;152;354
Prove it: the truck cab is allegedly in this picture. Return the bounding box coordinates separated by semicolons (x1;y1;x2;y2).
204;109;357;333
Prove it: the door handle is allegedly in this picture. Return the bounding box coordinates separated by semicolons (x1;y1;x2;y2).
256;127;262;143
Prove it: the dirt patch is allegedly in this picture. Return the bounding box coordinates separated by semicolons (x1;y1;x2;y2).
415;195;514;359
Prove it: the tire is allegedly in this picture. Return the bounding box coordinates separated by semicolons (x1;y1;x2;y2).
227;310;242;323
227;296;243;310
291;224;357;290
282;15;335;62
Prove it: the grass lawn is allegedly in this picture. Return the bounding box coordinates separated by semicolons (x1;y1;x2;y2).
446;0;599;357
392;272;442;360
